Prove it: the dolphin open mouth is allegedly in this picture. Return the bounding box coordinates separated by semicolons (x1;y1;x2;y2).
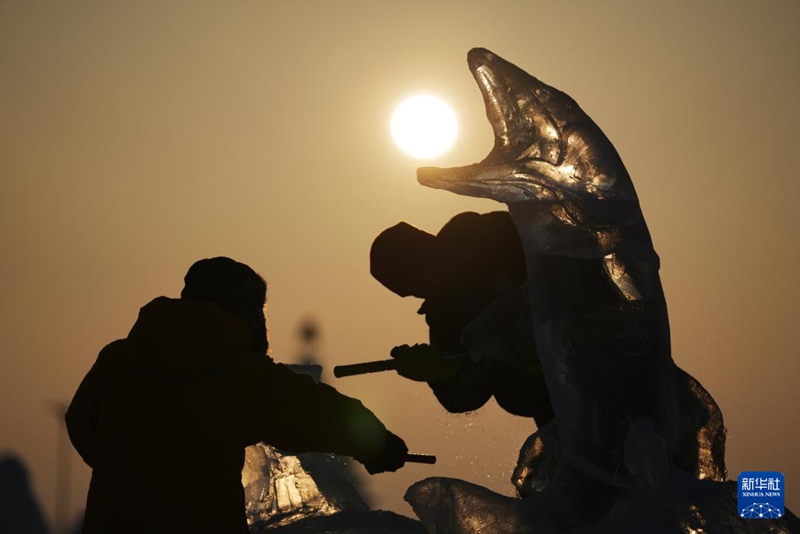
417;48;613;202
417;49;565;198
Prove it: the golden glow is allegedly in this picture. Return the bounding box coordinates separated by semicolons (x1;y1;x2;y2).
391;95;457;159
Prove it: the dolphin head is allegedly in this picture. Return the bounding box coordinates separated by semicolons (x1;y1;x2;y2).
419;49;645;257
418;48;635;205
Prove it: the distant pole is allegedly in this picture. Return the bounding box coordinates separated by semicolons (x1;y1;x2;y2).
297;317;320;365
52;402;71;534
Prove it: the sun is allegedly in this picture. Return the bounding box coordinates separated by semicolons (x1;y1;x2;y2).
391;95;458;159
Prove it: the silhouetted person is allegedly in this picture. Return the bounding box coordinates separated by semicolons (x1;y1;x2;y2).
0;455;48;534
373;213;729;495
66;257;407;534
371;211;555;427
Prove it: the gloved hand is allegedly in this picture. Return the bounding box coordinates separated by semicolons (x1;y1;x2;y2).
362;431;408;474
390;343;463;383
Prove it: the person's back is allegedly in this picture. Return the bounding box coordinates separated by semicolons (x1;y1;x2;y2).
67;258;407;533
75;298;255;532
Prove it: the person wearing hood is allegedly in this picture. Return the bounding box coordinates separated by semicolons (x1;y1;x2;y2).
66;257;408;534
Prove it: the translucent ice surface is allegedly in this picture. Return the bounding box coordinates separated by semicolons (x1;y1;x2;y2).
408;47;799;533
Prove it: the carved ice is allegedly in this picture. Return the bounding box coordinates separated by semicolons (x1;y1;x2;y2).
243;443;367;529
243;364;425;533
406;48;799;533
419;44;678;508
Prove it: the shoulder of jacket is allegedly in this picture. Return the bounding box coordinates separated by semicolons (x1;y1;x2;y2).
96;339;129;366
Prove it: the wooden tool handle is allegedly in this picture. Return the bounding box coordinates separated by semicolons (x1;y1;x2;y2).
333;359;398;378
405;453;436;464
333;353;465;379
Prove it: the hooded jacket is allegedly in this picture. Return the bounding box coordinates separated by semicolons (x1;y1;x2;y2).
66;297;388;534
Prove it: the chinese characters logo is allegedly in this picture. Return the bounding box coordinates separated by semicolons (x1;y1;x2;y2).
738;471;784;519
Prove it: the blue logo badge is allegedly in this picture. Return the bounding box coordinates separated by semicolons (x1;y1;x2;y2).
738;471;784;519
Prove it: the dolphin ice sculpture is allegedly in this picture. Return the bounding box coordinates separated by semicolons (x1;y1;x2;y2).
419;47;679;500
406;49;799;533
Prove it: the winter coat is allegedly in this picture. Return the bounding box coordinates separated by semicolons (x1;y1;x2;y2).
66;297;388;534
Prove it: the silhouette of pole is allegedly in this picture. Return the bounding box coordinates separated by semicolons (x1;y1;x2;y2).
297;317;320;365
52;402;71;534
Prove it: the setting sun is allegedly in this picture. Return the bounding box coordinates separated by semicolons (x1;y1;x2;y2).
391;94;457;159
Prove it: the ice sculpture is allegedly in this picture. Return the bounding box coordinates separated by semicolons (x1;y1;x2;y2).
406;48;798;533
244;445;428;533
512;366;727;498
243;443;367;529
243;364;425;533
418;44;678;509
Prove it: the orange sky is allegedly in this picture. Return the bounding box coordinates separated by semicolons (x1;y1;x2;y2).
1;0;798;528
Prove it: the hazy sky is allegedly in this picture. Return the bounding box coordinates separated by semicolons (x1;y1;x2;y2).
1;0;798;527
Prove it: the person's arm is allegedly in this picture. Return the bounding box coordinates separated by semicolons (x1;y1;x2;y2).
490;360;554;424
387;342;494;413
428;355;494;412
235;354;407;472
64;340;125;467
459;283;537;368
459;283;555;422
